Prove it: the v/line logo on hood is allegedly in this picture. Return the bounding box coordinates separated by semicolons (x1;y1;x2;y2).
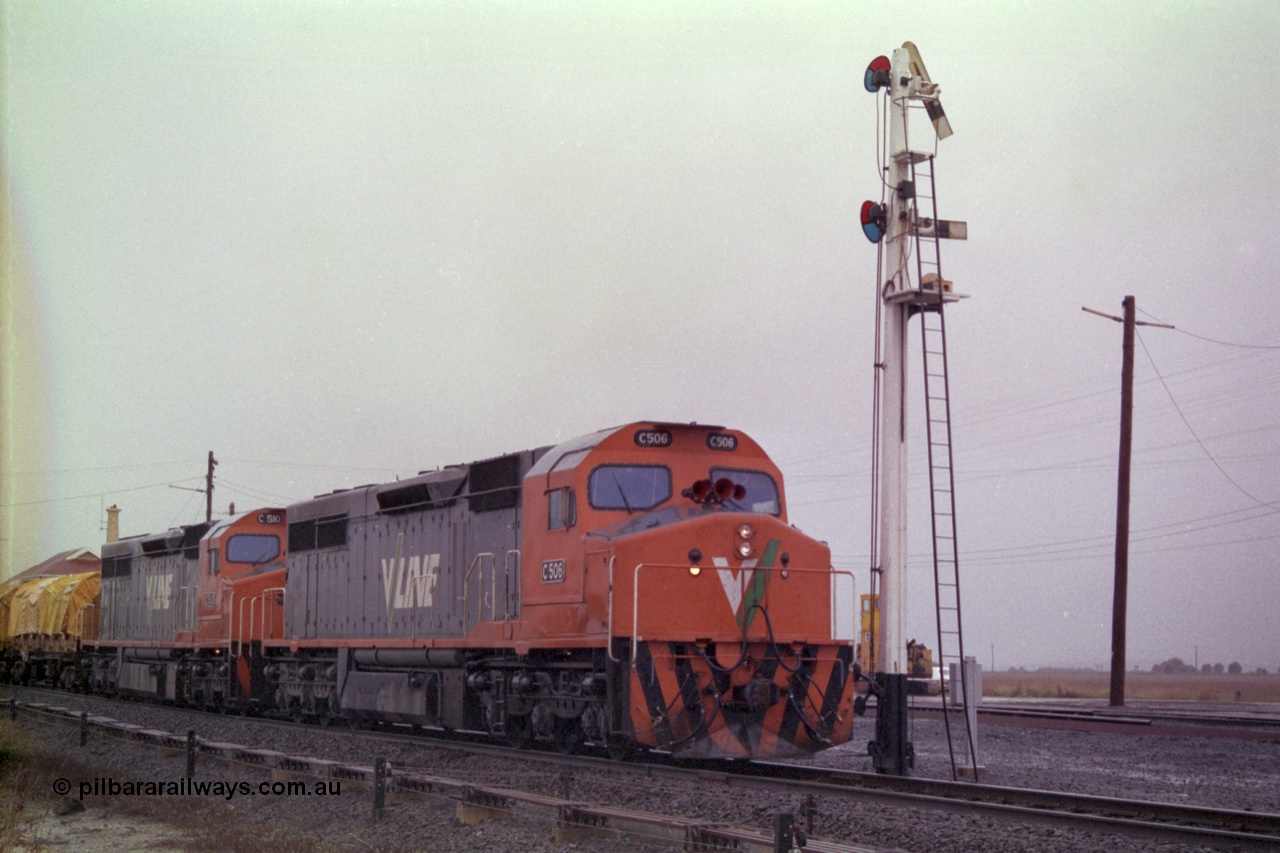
380;553;440;622
712;538;780;629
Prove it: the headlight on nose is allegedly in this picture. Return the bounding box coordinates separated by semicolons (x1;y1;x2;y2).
736;521;755;559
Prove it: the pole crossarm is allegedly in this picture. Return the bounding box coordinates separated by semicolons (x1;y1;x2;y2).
1082;306;1175;329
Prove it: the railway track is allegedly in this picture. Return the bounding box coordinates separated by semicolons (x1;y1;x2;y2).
909;699;1280;741
733;760;1280;851
9;685;1280;851
7;695;867;853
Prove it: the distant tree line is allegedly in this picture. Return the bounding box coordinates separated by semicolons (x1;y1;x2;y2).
1151;658;1267;675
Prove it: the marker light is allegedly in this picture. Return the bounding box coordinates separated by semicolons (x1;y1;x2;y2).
861;201;886;244
689;565;702;577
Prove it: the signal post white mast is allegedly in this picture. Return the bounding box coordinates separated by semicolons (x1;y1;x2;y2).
875;46;914;681
862;43;961;775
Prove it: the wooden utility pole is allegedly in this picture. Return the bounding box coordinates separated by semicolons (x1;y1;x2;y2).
1111;295;1136;707
206;451;217;523
1082;298;1173;707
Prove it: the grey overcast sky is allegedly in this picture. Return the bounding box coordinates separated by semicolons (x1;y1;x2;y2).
4;2;1278;670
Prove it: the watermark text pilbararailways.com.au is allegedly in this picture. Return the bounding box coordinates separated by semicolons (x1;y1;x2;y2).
53;776;341;801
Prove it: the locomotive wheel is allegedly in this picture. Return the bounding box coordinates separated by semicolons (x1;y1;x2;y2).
553;718;581;755
606;737;638;762
505;715;532;749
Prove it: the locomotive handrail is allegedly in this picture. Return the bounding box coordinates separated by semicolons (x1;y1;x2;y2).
260;587;285;642
227;587;235;658
606;556;619;663
75;602;98;642
629;563;859;664
630;562;665;663
185;584;198;633
503;550;521;620
238;592;252;653
235;587;286;652
462;552;495;633
175;585;197;634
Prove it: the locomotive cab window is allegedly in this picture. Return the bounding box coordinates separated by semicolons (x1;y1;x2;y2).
588;465;671;511
225;534;281;564
548;487;577;530
709;468;780;515
210;549;220;575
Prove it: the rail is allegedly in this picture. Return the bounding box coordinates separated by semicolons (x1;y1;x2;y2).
3;698;869;853
11;693;1273;851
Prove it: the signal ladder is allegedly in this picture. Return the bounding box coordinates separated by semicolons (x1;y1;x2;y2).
910;154;980;781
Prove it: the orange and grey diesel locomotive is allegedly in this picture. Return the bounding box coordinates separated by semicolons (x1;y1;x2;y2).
262;421;856;757
86;509;286;706
16;422;857;759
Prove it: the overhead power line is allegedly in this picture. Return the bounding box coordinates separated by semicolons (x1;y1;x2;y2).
2;477;206;508
1138;329;1277;509
1137;308;1280;349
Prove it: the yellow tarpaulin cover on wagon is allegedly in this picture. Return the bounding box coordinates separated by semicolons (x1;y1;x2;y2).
10;577;58;637
40;572;100;636
3;573;101;638
0;579;26;643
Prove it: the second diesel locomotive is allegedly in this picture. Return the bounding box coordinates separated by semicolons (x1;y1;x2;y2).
74;422;858;758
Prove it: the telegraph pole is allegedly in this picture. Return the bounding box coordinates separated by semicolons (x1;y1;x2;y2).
169;452;219;522
1082;298;1173;706
206;451;217;523
1112;295;1136;707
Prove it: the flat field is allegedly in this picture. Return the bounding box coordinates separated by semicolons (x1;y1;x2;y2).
983;669;1280;702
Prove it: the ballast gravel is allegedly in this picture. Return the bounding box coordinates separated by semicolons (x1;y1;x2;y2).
5;687;1277;853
